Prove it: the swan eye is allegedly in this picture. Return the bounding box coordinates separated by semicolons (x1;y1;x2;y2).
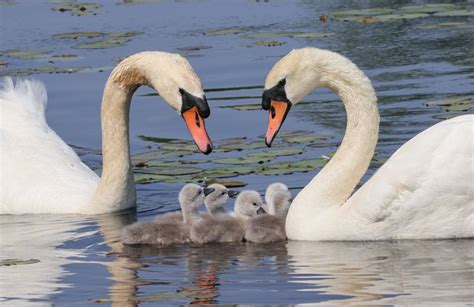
278;78;286;87
178;88;185;95
221;192;226;196
252;202;257;206
197;190;202;195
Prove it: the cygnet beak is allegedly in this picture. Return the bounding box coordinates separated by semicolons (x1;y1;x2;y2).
228;190;240;198
203;187;215;196
256;207;266;215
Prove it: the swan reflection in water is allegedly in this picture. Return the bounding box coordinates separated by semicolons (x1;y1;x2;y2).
1;212;472;305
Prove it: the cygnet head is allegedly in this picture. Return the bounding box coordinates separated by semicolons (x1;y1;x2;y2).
234;191;266;220
265;182;291;216
203;184;239;216
179;183;205;212
265;182;289;205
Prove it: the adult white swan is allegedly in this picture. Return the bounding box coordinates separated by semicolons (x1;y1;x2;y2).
261;47;473;240
0;51;213;214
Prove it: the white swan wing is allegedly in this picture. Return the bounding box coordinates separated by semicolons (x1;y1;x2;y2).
348;114;474;238
0;78;99;214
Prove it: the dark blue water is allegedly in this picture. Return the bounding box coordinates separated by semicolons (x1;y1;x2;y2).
1;0;473;304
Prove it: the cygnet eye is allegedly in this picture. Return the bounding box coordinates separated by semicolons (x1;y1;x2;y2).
221;191;226;196
252;202;258;206
197;190;202;195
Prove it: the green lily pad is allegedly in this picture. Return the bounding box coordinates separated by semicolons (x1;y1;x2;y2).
134;173;173;184
204;179;247;188
53;3;100;12
177;159;210;165
433;10;474;17
198;169;240;179
426;97;474;112
399;3;457;13
131;150;191;162
221;103;261;111
160;143;200;152
0;66;90;77
51;54;79;59
241;31;302;39
138;135;191;144
213;155;271;165
255;167;294;176
253;40;286;47
420;22;474;30
278;130;313;137
72;38;131;49
248;148;304;158
176;45;212;52
332;8;394;16
53;31;104;39
3;49;50;59
216;137;247;146
283;135;329;144
108;31;144;37
206;28;246;36
148;166;203;176
291;32;334;38
0;258;40;266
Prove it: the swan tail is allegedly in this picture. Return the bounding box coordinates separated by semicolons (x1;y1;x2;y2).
0;77;48;119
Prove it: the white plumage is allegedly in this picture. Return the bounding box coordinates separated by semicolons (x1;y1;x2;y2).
0;51;208;214
262;47;473;240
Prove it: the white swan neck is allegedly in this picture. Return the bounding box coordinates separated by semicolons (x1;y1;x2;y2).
293;57;379;210
85;60;152;213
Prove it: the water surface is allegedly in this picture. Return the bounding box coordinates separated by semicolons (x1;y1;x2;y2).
1;0;473;304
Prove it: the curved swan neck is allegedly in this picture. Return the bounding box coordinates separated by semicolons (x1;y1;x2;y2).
293;53;379;209
86;57;154;213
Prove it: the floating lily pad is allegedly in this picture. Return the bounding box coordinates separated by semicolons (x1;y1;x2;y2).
205;28;246;36
221;103;261;111
134;173;173;184
198;168;240;179
213;155;271;165
332;8;394;16
3;49;50;59
291;32;334;38
108;31;144;37
176;45;212;51
177;159;210;165
399;3;457;13
72;38;131;49
148;166;203;176
160;143;200;152
51;54;79;59
255;167;294;176
253;40;286;47
278;130;313;137
426;97;474;112
0;66;90;77
0;258;40;266
138;135;190;144
433;10;474;17
131;150;191;162
53;3;100;12
420;22;474;30
53;31;104;39
248;148;304;158
241;31;300;39
204;179;247;188
216;137;247;146
283;135;329;144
